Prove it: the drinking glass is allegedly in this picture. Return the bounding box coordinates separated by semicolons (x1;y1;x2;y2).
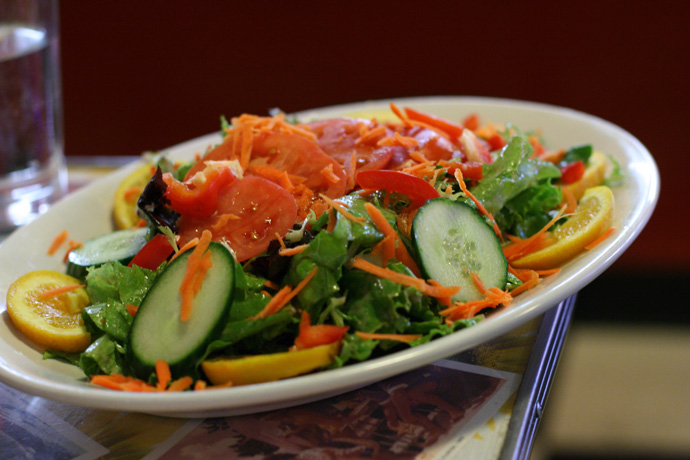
0;0;66;233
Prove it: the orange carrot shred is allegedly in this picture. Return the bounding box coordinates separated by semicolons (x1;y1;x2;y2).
63;240;83;263
251;267;319;319
561;185;577;214
320;164;341;184
48;230;69;255
169;237;199;263
470;273;487;295
502;205;566;261
156;360;172;390
320;194;367;225
278;244;309;257
167;376;194;392
38;284;84;298
454;169;503;240
179;230;212;322
585;226;616;250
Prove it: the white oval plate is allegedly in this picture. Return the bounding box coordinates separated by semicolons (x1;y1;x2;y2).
0;97;658;418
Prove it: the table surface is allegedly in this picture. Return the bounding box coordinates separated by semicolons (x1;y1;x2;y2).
0;158;575;460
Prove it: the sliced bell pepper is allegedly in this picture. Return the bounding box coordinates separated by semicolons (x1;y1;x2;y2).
356;170;440;207
293;311;349;350
162;164;236;217
128;234;174;270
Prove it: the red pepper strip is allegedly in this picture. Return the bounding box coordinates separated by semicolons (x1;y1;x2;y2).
403;107;464;139
293;311;349;350
162;165;236;217
356;170;440;208
559;160;586;184
128;234;174;270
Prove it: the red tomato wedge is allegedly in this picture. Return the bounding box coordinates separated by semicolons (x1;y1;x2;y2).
185;131;348;199
177;176;297;262
128;234;174;271
356;170;440;207
250;132;348;198
559;160;586;184
308;118;399;173
293;311;349;350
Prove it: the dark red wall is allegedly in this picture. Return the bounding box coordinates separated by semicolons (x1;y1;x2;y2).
58;1;689;274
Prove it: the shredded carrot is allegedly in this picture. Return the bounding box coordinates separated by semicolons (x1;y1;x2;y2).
211;213;241;234
194;380;208;391
252;267;319;319
239;122;254;170
179;230;212;322
346;151;357;191
502;205;566;261
326;208;337;232
91;374;157;392
264;279;280;290
453;169;503;240
191;251;214;296
169;237;199;263
409;151;429;164
389;102;412;127
134;218;148;228
278;244;309;257
539;148;566;164
156;360;172;390
249;165;295;191
125;304;139;317
320;194;367;225
509;271;540;296
356;124;387;145
377;132;419;149
62;240;83;263
355;331;422;343
274;232;287;250
585;226;616;250
38;284;84;298
440;287;512;320
351;257;459;300
470;273;487;295
320;163;341;184
48;230;69;255
167;376;194;392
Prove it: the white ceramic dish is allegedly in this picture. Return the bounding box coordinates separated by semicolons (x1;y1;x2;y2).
0;97;659;418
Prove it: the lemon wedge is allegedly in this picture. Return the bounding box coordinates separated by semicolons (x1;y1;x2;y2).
6;271;90;353
113;164;154;229
202;342;340;386
512;186;614;269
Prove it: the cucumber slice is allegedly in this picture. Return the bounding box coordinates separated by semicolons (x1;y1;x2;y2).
412;198;507;303
66;227;150;279
127;242;235;379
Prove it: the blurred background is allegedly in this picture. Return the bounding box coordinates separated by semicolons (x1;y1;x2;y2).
58;1;688;458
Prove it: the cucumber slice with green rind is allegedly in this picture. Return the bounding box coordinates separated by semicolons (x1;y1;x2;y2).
412;198;507;303
127;242;235;379
66;227;151;279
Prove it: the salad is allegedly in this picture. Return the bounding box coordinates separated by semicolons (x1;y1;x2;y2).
5;103;618;392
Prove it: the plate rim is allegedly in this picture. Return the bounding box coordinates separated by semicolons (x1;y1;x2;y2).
0;95;659;417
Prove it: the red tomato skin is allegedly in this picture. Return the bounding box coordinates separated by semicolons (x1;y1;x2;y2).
128;234;174;270
177;176;298;262
308;118;397;173
293;311;349;350
560;160;586;184
356;170;440;207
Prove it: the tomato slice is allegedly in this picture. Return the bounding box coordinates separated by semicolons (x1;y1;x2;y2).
128;234;174;270
356;170;440;207
308;118;399;173
293;311;349;350
250;131;348;198
177;176;297;262
560;160;586;184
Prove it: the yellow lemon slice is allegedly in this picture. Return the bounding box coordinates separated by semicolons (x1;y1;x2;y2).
344;108;398;122
202;342;340;386
562;151;608;201
512;186;614;270
113;164;154;229
6;271;91;353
